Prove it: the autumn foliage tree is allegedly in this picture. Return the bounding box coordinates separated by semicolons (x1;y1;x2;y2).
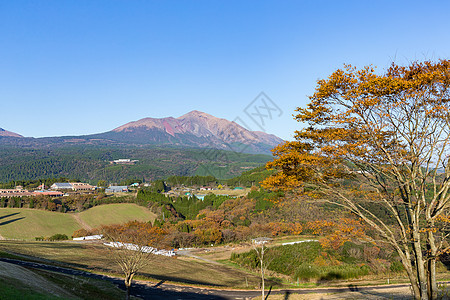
263;60;450;300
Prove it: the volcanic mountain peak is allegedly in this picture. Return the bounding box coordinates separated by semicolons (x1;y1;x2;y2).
0;128;23;138
177;110;212;119
110;110;284;153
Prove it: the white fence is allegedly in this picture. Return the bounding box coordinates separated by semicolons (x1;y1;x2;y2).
103;241;176;257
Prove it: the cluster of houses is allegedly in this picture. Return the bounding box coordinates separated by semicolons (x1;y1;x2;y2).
0;181;135;198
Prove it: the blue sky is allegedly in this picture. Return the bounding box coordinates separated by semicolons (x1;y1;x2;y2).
1;1;450;140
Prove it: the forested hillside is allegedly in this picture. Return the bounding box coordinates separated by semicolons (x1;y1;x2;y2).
0;145;271;183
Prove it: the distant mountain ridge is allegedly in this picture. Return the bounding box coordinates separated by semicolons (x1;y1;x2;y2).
0;128;22;138
0;111;283;154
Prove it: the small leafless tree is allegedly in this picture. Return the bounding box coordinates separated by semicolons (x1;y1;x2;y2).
252;237;273;300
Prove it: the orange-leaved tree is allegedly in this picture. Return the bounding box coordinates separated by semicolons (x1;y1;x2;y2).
263;60;450;300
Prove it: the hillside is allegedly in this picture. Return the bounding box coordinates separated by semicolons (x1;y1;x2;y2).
0;146;272;183
0;204;156;240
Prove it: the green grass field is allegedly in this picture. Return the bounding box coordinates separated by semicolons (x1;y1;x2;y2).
0;204;157;240
0;209;79;240
78;203;157;228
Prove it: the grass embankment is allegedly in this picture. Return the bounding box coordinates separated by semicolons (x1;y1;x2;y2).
0;204;157;240
0;241;264;289
0;259;129;299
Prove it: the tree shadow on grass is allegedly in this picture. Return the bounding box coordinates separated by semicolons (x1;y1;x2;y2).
347;288;412;299
137;273;226;287
320;272;343;281
0;217;25;226
0;212;20;220
125;280;230;300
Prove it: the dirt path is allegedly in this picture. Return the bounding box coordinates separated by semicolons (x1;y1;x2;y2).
72;213;93;231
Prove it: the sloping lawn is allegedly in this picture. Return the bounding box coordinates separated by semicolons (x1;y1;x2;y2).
78;203;157;228
0;208;79;240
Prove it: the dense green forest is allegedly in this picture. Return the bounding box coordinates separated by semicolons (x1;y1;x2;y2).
0;145;272;183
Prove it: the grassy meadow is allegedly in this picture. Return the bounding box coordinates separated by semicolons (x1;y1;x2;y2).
0;209;79;240
78;203;157;228
0;203;157;240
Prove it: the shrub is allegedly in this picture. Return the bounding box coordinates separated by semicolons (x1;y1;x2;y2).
48;233;69;241
390;260;405;272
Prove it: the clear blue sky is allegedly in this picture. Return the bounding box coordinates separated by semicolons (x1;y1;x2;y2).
1;0;450;140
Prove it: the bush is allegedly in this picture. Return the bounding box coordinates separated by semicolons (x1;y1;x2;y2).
390;260;404;272
48;233;69;241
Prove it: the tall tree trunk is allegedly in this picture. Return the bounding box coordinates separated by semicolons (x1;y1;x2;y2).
427;230;438;300
427;258;437;300
400;252;421;300
413;230;428;300
261;260;265;300
125;273;133;300
126;284;130;300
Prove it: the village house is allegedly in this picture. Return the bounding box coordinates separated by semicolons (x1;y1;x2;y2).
0;188;63;198
70;182;96;191
32;190;64;197
50;182;96;192
50;183;73;190
0;189;33;198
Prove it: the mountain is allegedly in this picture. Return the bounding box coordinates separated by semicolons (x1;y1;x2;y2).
0;128;23;138
0;111;283;154
91;110;284;154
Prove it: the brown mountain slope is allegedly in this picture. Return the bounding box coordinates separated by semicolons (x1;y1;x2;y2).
110;110;283;153
0;128;23;138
